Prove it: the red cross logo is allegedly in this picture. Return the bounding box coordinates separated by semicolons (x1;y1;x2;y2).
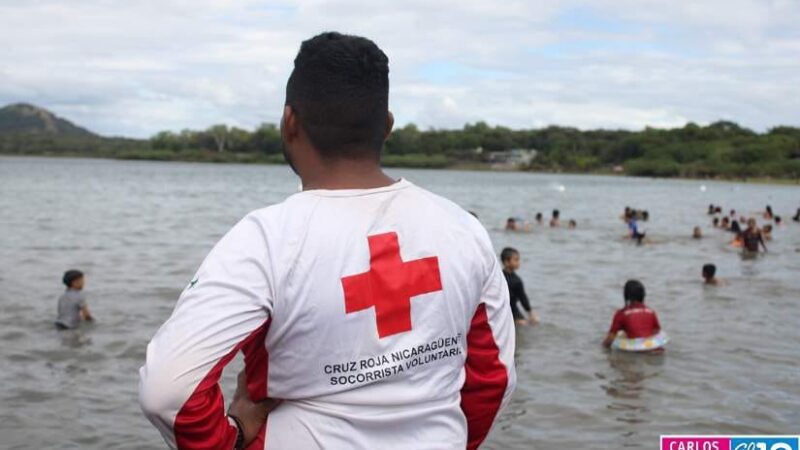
341;232;442;339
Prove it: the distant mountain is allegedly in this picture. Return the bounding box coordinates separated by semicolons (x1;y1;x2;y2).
0;103;95;136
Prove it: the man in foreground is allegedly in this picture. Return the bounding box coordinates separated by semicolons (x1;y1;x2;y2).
139;32;516;450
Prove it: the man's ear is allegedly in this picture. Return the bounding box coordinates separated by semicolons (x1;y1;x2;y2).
384;111;395;139
281;105;299;142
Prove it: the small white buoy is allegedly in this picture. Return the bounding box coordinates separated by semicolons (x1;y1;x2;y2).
558;185;566;192
700;185;707;192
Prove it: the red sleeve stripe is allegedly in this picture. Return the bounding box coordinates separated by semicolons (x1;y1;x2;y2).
174;319;271;450
242;319;271;449
460;303;509;450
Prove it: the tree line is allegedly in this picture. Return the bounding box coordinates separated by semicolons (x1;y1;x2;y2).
2;120;799;179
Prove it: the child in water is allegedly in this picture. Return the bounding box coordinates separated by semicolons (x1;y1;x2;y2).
550;209;560;227
501;247;539;326
702;264;724;286
55;270;94;330
602;280;661;348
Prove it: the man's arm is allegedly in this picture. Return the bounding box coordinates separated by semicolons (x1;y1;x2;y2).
139;214;274;450
460;253;516;450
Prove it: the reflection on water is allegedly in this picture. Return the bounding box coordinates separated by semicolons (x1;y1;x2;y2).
603;352;665;425
1;156;799;449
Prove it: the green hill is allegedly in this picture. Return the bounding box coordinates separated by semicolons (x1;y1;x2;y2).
0;103;95;136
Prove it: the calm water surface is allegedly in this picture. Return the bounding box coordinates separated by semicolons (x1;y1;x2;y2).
1;156;798;449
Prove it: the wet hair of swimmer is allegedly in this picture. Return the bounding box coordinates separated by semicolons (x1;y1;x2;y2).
623;280;646;304
535;212;543;220
62;269;84;288
766;205;773;215
730;220;741;233
702;264;716;278
775;216;782;224
500;247;519;263
713;217;720;226
552;209;560;219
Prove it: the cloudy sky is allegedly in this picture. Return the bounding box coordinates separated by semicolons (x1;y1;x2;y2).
1;0;798;137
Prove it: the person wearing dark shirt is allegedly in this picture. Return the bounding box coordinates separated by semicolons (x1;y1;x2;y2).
742;218;767;253
602;280;661;347
501;247;539;326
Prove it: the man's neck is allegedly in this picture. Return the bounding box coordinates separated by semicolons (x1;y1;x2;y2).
301;159;395;191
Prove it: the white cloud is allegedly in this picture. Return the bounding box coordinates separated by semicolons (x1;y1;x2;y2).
0;0;798;137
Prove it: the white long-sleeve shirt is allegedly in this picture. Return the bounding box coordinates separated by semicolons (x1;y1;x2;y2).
139;178;516;450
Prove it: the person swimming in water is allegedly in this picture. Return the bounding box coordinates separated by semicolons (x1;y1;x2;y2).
501;247;539;326
505;217;530;232
627;216;646;245
568;219;577;229
742;218;767;253
721;216;730;230
602;280;661;348
793;208;800;222
702;264;724;286
764;205;774;220
762;224;773;241
550;209;560;227
535;212;543;225
55;270;94;330
712;217;720;228
693;226;703;239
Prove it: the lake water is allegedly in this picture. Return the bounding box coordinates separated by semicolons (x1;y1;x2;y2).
1;156;798;449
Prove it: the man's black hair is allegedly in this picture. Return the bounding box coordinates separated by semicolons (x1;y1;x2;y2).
286;31;389;160
623;279;645;303
552;209;560;218
500;247;519;263
702;264;716;278
63;269;83;288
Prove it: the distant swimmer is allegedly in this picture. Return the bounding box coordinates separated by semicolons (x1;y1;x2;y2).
505;217;530;232
535;212;543;226
763;205;773;220
692;226;703;239
774;216;783;226
602;280;662;349
55;269;94;330
712;217;720;228
550;209;560;227
707;204;715;215
721;216;730;230
702;264;724;286
793;208;800;222
568;219;577;229
762;224;773;241
627;217;646;245
501;247;539;326
742;218;768;253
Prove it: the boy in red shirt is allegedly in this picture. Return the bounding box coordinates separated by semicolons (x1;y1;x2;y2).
602;280;661;347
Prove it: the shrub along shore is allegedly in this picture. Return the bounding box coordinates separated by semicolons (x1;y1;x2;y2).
2;120;798;182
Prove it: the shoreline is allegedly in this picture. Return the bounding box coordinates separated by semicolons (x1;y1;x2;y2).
3;152;799;187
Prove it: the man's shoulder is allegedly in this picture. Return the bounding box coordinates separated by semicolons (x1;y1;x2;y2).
404;182;488;237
